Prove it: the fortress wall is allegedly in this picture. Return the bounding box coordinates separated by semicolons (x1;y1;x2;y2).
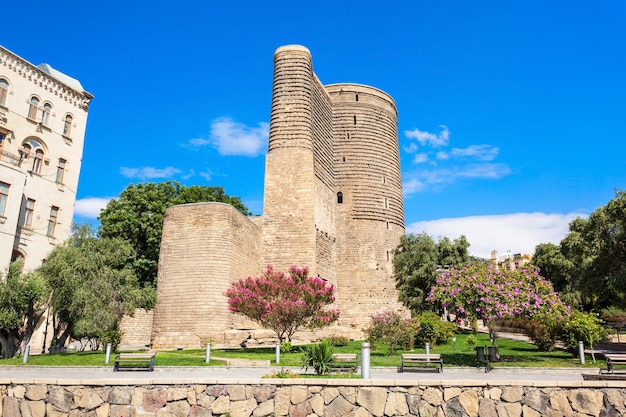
151;203;261;349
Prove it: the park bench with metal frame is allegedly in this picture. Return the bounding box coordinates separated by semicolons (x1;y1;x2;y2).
399;353;443;373
113;352;156;372
330;353;358;373
603;353;626;374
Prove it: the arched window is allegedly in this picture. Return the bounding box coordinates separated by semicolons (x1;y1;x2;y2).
337;192;343;204
32;149;43;174
41;103;52;126
21;139;46;172
21;143;32;160
28;96;39;120
0;78;8;107
63;114;73;137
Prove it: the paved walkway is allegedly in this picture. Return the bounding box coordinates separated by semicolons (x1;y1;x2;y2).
1;365;593;385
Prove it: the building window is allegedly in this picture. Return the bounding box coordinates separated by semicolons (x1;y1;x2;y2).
56;158;66;183
22;198;35;228
0;79;8;107
32;149;43;174
41;103;52;126
63;114;73;137
47;206;59;237
0;182;9;216
337;192;343;204
28;96;40;120
0;132;5;152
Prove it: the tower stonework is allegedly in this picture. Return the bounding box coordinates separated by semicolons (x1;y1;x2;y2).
151;45;406;348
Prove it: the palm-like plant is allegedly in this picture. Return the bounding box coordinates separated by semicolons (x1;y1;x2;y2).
300;340;334;375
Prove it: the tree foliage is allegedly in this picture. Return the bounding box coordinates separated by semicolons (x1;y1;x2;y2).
533;189;626;310
226;266;340;342
428;263;570;327
393;233;472;311
0;260;48;358
99;181;250;289
39;224;144;347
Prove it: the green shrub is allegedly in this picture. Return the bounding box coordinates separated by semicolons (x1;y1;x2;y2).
466;334;477;350
300;340;334;375
600;306;626;325
365;310;419;355
559;310;609;354
100;329;123;353
413;312;456;347
280;341;294;353
326;335;350;347
524;318;559;352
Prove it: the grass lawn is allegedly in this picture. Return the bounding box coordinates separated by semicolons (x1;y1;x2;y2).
0;331;605;370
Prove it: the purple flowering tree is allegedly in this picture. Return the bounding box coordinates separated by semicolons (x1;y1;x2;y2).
428;263;569;334
226;265;340;342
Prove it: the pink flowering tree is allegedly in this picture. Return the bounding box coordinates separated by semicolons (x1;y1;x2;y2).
226;266;340;342
427;263;569;334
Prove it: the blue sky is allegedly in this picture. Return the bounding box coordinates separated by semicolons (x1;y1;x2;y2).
3;1;625;258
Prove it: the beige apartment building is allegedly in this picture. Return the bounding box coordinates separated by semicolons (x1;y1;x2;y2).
0;45;92;273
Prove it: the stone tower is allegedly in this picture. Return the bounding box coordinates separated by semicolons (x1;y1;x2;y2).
150;45;406;348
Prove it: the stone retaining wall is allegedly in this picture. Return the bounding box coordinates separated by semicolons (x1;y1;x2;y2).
2;380;625;417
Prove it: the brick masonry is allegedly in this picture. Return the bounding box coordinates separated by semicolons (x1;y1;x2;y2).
149;45;407;349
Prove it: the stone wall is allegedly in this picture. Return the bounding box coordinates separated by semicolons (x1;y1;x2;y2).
151;203;262;349
1;380;624;417
118;308;154;350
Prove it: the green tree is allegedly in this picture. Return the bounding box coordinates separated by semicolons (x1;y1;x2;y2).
533;190;626;311
40;224;144;348
0;260;48;358
393;233;472;312
98;181;250;289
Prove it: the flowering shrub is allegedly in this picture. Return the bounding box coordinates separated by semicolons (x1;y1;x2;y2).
365;310;420;355
226;265;339;342
428;264;570;327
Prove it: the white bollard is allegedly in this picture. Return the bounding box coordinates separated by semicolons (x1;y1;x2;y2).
105;343;112;364
23;345;30;364
276;343;281;365
579;341;585;365
361;342;371;379
205;342;211;363
425;342;430;362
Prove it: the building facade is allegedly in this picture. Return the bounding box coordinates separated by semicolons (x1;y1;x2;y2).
151;45;406;348
0;46;92;273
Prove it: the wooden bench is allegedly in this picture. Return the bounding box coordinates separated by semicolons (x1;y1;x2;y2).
400;354;443;373
113;353;156;372
330;353;358;372
603;354;626;374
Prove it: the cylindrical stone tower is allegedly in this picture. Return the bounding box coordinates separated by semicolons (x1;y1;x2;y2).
262;45;337;283
327;83;406;330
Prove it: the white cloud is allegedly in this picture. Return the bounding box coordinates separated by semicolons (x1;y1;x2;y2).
406;212;587;259
209;117;269;157
452;144;499;161
187;138;211;147
403;163;511;195
436;151;449;160
120;166;182;180
413;153;429;164
74;197;112;219
405;125;450;147
403;142;418;153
